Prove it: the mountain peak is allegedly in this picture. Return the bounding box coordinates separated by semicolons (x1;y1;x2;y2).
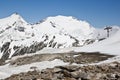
9;13;27;24
0;13;28;30
10;13;22;19
11;12;19;16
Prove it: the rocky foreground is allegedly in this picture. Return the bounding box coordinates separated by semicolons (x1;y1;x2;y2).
5;61;120;80
2;52;120;80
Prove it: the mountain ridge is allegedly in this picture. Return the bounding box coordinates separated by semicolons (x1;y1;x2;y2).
0;13;119;60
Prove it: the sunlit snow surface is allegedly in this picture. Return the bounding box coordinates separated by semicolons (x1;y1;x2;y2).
75;29;120;55
0;59;69;79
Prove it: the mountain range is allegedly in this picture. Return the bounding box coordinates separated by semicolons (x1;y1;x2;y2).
0;13;119;60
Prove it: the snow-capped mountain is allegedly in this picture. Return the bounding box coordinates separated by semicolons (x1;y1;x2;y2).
0;13;33;44
32;15;97;45
0;13;119;60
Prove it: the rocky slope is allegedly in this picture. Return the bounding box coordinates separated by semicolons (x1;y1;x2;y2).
4;53;119;80
5;62;120;80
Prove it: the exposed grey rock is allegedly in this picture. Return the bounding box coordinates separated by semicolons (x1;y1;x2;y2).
1;42;11;60
78;72;90;80
95;73;102;79
12;41;47;57
53;68;62;73
71;71;81;79
53;73;63;79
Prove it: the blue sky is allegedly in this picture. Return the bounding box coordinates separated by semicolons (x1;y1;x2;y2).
0;0;120;28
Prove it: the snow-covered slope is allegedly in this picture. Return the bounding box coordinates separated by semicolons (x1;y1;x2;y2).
75;29;120;55
0;59;69;79
39;16;96;39
32;15;97;45
0;13;119;60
